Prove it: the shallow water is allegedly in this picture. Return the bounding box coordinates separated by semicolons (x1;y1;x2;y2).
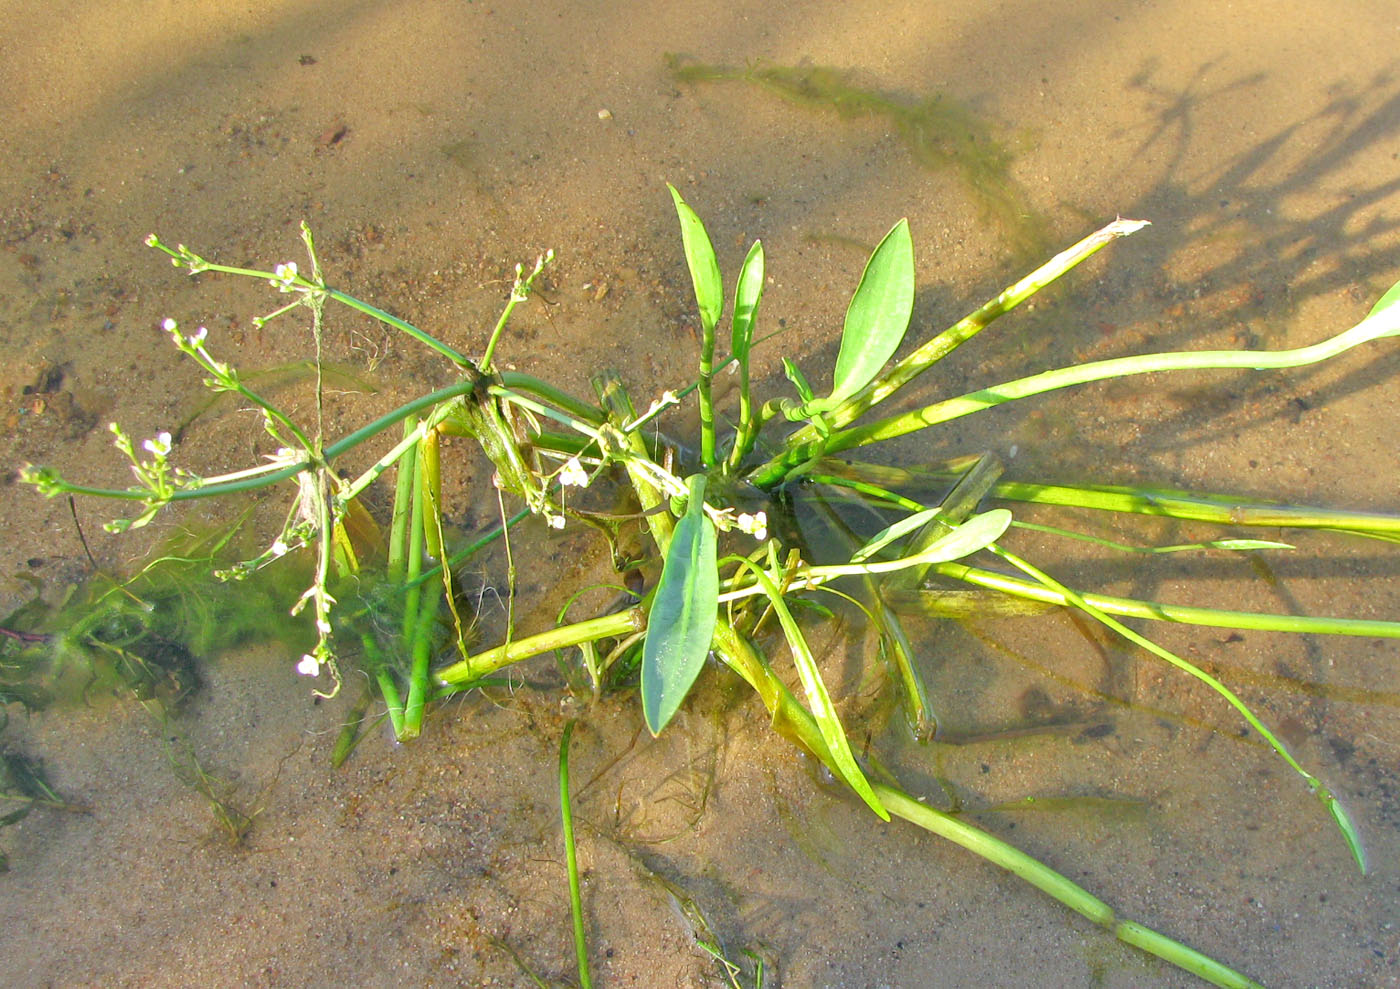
1;1;1399;985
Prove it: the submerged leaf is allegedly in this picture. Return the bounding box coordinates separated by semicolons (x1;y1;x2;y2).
642;475;719;735
851;506;943;563
875;509;1012;572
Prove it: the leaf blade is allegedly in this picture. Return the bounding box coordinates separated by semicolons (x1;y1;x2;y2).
667;184;724;335
743;562;887;820
642;475;719;735
731;240;765;364
829;218;915;405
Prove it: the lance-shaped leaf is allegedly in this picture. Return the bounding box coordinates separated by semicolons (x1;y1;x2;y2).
741;560;888;820
731;240;765;365
642;474;719;735
667;184;724;335
850;505;944;564
812;509;1012;580
802;218;914;416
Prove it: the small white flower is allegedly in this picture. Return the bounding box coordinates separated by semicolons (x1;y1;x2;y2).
316;618;332;636
660;390;679;406
161;317;178;332
296;654;321;677
190;325;208;345
270;262;299;292
546;512;566;530
270;539;289;558
142;431;173;458
736;511;768;542
558;457;589;488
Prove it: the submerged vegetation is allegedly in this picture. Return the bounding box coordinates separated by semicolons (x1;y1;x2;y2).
15;187;1400;986
666;55;1049;255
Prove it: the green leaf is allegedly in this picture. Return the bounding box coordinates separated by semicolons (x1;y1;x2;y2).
731;240;765;365
1327;794;1369;874
742;562;888;820
801;218;914;415
811;509;1012;580
642;474;719;735
1367;275;1400;321
668;184;724;335
908;509;1012;565
782;358;816;404
851;506;943;563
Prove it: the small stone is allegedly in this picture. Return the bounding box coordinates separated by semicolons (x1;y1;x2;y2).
597;108;612;120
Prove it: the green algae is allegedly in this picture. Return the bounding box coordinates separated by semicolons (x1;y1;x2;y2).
666;55;1049;256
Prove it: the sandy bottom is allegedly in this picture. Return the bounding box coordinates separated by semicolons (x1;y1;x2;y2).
1;0;1399;986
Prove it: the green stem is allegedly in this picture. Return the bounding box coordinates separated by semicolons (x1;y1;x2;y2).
400;439;431;739
873;786;1262;989
360;634;406;739
698;320;717;469
559;720;592;989
34;381;482;506
498;371;605;424
435;609;646;687
325;287;472;366
481;251;551;372
387;420;418;583
725;352;756;474
488;386;606;440
811;459;1400;537
324;381;477;460
401;577;437;740
704;625;1260;987
751;295;1400;487
828;305;1400;459
984;479;1400;536
989;543;1367;874
923;562;1400;637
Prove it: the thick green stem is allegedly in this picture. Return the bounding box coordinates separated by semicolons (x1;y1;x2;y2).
873;786;1261;989
984;479;1400;536
400;440;431;739
810;459;1400;537
698;321;717;469
360;634;406;738
750;290;1400;487
725;351;756;473
401;580;437;740
498;371;605;424
826;306;1400;459
704;624;1260;988
387;419;418;583
435;609;645;687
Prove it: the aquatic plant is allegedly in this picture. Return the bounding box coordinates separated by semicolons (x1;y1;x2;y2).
20;190;1400;987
